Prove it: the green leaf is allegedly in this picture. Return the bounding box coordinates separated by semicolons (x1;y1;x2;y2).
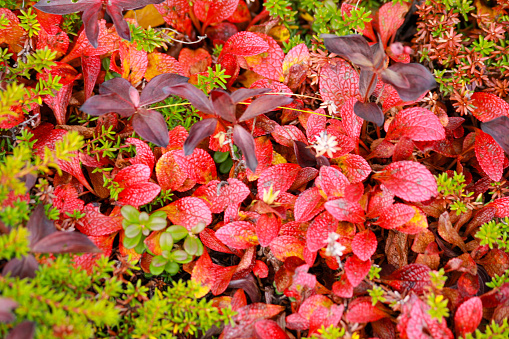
123;232;142;249
125;224;142;238
167;225;188;242
159;232;174;252
184;236;200;256
121;205;140;222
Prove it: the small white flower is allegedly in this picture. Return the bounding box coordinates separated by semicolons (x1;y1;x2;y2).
312;131;339;158
325;232;346;265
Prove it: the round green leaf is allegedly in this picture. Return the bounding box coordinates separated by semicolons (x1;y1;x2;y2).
151;255;168;267
148;217;167;231
125;224;141;238
165;261;180;275
184;236;199;256
172;250;192;264
121;205;140;222
159;232;174;252
214;151;229;163
219;157;233;174
139;211;150;223
167;225;188;242
123;232;142;249
150;261;166;275
150;211;167;219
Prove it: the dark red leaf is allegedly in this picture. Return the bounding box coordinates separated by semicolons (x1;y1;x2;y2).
140;73;189;106
32;232;101;253
321;34;374;68
6;321;35;339
233;125;258;173
132;109;169;147
183;118;218;155
240;95;294;122
353;101;384;126
380;63;436;101
164;82;215;114
210;89;236;122
382;263;431;295
81;93;136;117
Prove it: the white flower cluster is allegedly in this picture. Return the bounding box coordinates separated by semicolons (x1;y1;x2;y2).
312;131;339;158
324;232;346;265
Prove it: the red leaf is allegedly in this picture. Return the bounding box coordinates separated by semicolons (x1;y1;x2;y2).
221;31;269;57
145;52;184;80
270;236;305;261
119;40;148;85
397;206;429;234
488;197;509;218
199;228;237;255
346;297;389;323
77;204;123;236
126;138;155;172
0;9;26;54
345;255;371;287
325;198;365;223
306;211;338;252
227;0;251;23
257;163;301;198
282;43;310;88
294;187;326;223
374;161;437;202
154;0;192;34
247;136;273;180
155;150;188;191
216;221;258;249
194;178;250;213
309;304;344;335
194;0;239;25
52;184;84;217
253;260;269;278
285;264;317;300
317;166;350;198
192;249;237;295
223;303;285;339
254;320;288;339
385;107;446;142
319;59;360;110
340;97;364;141
243;33;284;81
271;125;308;147
178;48;212;77
256;214;281;247
382;264;431;295
332;274;354;298
397;295;454;339
475;129;505;182
183;148;218;184
37;27;69;59
471;92;509;122
81;55;100;101
332;154;371;183
118;182;161;206
73;234;115;272
159;197;212;231
374;2;410;48
61;19;120;63
352;230;377;261
376;203;415;229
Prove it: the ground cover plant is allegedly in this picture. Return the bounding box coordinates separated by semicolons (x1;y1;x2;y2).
1;0;509;338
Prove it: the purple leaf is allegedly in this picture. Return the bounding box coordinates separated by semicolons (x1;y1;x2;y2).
99;77;133;100
80;93;136;117
6;321;36;339
34;0;166;48
107;4;130;42
183;118;218;155
233;125;258;173
140;73;189;106
32;232;101;253
1;255;39;279
81;4;102;48
132;108;170;147
228;274;261;303
359;70;377;99
210;89;236;123
239;95;293;122
164;83;215;115
27;204;56;248
321;34;374;68
294;140;317;168
380;63;436;101
353;101;384;126
33;0;89;15
481;116;509;154
231;88;271;103
0;298;17;323
371;42;385;70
